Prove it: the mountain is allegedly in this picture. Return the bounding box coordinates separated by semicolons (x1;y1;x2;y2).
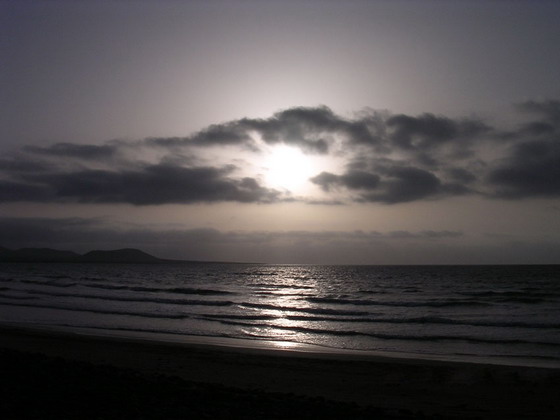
0;247;171;264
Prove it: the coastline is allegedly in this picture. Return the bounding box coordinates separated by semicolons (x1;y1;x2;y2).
3;321;559;369
2;323;560;419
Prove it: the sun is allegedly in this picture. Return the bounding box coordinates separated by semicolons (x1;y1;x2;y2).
263;145;316;193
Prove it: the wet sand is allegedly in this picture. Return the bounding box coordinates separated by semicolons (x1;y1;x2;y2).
1;324;559;419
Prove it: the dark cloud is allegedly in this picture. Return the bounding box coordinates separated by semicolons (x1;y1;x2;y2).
147;106;346;154
311;165;470;204
518;121;556;137
2;100;560;205
361;166;443;204
147;122;255;150
240;106;339;154
0;180;51;202
499;100;560;140
487;139;560;198
485;100;560;198
309;172;339;191
445;168;477;184
0;156;53;173
311;170;380;192
24;143;118;159
7;107;492;167
146;106;386;154
5;163;280;205
190;122;256;148
386;113;490;151
196;107;488;156
517;99;560;125
144;136;189;148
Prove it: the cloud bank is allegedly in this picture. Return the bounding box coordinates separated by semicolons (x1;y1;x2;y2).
0;216;464;264
1;100;559;205
1;217;557;265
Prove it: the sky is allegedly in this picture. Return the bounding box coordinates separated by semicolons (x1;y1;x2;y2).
1;0;560;264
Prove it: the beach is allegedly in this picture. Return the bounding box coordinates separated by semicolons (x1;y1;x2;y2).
1;325;559;419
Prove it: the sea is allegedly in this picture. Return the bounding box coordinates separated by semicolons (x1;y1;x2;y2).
1;263;559;367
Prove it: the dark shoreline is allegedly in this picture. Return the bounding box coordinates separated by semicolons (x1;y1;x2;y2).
1;325;560;419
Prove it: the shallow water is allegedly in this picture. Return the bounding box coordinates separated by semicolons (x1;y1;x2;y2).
1;263;559;366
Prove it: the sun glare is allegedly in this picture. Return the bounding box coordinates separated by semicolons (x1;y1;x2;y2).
263;145;316;193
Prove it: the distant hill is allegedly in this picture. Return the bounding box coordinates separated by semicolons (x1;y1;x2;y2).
0;247;172;264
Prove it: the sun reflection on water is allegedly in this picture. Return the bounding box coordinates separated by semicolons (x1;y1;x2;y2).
240;265;326;347
271;340;302;350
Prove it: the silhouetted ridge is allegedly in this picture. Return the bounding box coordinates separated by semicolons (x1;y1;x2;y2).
0;246;169;263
